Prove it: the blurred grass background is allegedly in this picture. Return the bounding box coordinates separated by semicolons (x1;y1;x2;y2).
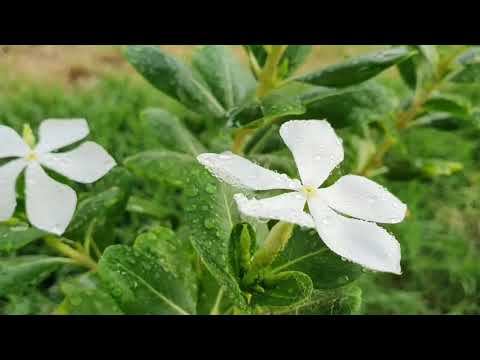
1;45;479;315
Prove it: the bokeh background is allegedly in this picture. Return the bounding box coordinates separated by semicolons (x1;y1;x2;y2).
1;45;479;315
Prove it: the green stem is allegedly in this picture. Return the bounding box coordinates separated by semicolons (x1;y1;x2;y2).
45;236;98;271
243;222;294;287
232;46;288;155
256;45;288;98
358;46;469;177
210;287;225;315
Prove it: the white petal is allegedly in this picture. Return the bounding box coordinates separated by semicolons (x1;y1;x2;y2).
320;175;407;224
39;142;116;184
308;194;401;274
0;125;29;158
25;163;77;235
198;152;301;191
0;159;27;221
280;120;344;188
35;119;89;153
234;192;315;228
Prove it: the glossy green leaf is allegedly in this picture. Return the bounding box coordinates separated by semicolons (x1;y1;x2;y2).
276;286;362;315
270;227;364;289
124;45;226;118
0;223;46;254
423;93;471;117
141;107;205;156
124;150;197;188
98;243;196;315
0;256;69;296
126;196;177;219
302;81;398;128
192;45;256;110
134;226;197;304
58;273;123;315
253;271;313;308
66;187;123;234
184;166;247;308
297;47;414;87
398;45;439;89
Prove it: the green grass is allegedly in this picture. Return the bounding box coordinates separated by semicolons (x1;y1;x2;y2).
1;60;479;315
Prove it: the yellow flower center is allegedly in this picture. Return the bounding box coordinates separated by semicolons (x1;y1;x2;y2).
26;151;39;162
301;185;317;198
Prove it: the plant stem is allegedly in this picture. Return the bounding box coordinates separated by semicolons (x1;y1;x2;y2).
256;45;288;98
45;236;98;272
358;46;469;177
232;46;288;155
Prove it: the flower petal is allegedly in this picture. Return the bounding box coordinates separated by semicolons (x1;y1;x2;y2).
280;120;344;188
39;142;116;184
25;163;77;235
320;175;407;224
198;152;301;191
0;125;29;158
35;119;89;153
234;192;314;228
308;194;401;274
0;159;27;221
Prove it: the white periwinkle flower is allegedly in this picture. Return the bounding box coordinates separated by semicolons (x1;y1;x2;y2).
0;119;116;235
198;120;407;274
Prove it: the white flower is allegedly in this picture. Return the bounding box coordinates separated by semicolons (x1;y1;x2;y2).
0;119;116;235
198;120;407;274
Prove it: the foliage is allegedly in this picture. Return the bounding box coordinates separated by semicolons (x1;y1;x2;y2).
1;45;479;315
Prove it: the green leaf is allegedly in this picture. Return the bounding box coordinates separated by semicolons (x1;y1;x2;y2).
126;196;177;219
0;256;68;296
279;45;313;78
125;150;197;188
243;45;268;69
297;47;414;87
192;45;256;110
124;45;226;118
423;93;471;117
2;290;56;315
98;243;196;315
451;63;480;84
229;223;256;280
134;226;198;304
253;271;313;308
270;227;364;289
397;45;439;89
66;187;124;234
141;108;205;156
0;223;46;254
184;166;247;308
302;81;398;128
277;286;362;315
58;273;123;315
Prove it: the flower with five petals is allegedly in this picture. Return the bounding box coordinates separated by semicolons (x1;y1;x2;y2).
0;119;116;235
198;120;407;274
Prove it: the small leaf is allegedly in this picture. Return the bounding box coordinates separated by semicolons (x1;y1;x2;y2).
397;45;439;89
270;227;364;289
66;187;124;234
302;81;398;128
279;45;313;78
141;108;205;156
58;273;123;315
125;150;197;188
253;271;313;308
192;45;256;110
0;223;46;254
0;256;68;296
277;286;362;315
98;243;196;315
124;45;226;118
229;223;256;280
297;47;414;87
